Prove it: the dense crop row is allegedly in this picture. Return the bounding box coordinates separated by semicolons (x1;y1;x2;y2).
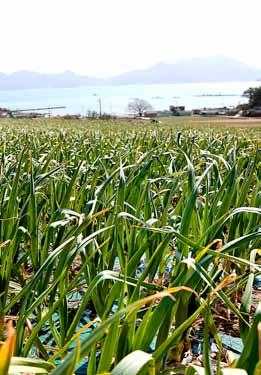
0;119;260;374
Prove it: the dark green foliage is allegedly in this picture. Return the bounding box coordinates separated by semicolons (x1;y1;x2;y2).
243;86;261;108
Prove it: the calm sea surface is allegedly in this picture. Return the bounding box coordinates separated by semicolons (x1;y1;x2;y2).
0;81;259;115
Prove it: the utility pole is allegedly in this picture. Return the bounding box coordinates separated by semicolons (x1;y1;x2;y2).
93;94;102;116
98;97;102;116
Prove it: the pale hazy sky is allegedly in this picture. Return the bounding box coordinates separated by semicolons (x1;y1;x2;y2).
1;0;261;77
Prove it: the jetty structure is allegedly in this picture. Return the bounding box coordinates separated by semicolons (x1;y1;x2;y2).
0;106;66;118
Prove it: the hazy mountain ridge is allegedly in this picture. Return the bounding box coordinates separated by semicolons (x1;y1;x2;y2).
0;70;101;90
109;57;261;84
0;57;260;90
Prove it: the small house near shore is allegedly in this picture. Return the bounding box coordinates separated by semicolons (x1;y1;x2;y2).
0;108;11;118
243;106;261;117
143;111;158;118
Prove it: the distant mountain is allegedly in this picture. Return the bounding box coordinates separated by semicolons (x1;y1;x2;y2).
0;57;260;90
0;70;101;90
108;57;261;84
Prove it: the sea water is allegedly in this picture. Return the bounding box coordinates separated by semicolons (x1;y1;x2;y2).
0;81;259;116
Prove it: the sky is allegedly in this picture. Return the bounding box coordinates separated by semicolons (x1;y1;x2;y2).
1;0;261;77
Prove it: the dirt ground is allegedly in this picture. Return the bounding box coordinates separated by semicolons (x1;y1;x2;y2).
161;115;261;128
